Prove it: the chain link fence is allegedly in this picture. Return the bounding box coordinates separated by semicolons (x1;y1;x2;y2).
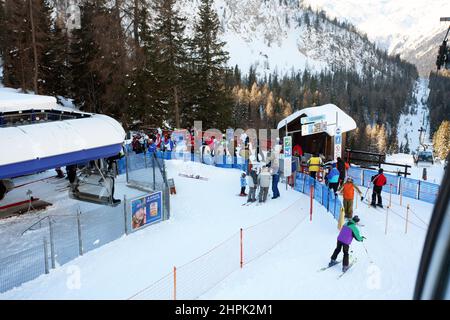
0;154;170;294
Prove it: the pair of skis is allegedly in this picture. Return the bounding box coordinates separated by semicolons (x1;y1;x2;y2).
178;173;209;181
318;257;358;279
363;199;385;211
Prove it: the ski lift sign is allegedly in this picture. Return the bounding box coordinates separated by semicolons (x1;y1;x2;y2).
301;121;327;136
334;127;342;160
301;114;328;136
283;136;292;176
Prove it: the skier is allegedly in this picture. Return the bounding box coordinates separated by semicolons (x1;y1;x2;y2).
240;171;248;196
293;144;303;157
307;153;322;179
0;179;14;201
339;176;363;219
336;157;346;187
329;215;365;272
247;166;258;203
267;149;281;199
258;167;271;203
370;168;387;208
66;164;78;192
55;167;65;178
326;163;340;195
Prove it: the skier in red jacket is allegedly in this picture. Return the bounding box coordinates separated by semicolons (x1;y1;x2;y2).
370;168;387;208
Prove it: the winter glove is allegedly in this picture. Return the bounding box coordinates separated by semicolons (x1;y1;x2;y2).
361;196;364;201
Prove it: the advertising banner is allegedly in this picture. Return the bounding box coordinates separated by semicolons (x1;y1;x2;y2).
130;191;163;231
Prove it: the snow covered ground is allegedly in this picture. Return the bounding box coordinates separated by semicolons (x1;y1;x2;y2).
397;78;431;155
302;0;450;56
383;153;445;184
0;160;434;299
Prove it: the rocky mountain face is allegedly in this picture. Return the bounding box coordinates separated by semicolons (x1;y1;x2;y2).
301;0;450;76
176;0;410;77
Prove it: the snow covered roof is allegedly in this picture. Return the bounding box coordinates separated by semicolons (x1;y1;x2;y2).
0;88;59;112
0;114;125;168
276;104;357;136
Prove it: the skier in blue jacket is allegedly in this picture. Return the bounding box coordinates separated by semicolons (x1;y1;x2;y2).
326;163;340;195
240;172;248;196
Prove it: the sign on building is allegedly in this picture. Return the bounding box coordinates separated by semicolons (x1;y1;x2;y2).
301;121;327;136
283;136;292;176
300;114;326;124
129;191;163;232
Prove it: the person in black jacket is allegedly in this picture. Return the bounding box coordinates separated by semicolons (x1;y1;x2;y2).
336;157;346;187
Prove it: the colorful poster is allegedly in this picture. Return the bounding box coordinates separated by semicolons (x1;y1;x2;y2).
130;191;163;231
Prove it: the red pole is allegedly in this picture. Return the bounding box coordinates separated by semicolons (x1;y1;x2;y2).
240;228;243;268
173;266;177;300
310;185;314;221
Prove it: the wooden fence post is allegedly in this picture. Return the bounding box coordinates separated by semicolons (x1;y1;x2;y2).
389;184;392;207
405;204;410;234
385;206;389;235
240;228;244;269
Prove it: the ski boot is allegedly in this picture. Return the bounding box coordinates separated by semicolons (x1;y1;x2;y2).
377;203;383;208
370;202;377;208
342;265;350;272
328;259;338;268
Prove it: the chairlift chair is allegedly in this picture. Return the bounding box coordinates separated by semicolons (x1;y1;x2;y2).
69;159;116;206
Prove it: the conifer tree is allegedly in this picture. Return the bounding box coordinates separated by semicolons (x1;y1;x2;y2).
153;0;189;128
190;0;232;129
432;120;450;159
127;2;168;127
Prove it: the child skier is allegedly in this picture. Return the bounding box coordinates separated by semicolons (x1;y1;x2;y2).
329;215;365;272
247;166;258;202
240;172;248;196
339;176;363;219
326;163;340;195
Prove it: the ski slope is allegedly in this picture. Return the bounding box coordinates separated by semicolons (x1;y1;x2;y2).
202;190;431;299
0;160;435;299
397;78;431;154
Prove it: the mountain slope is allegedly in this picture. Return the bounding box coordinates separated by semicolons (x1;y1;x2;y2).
397;78;431;153
302;0;450;76
176;0;412;77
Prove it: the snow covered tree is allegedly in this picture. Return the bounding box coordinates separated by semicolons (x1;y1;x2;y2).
2;0;53;93
153;0;190;128
69;0;129;119
41;16;71;98
403;134;410;154
0;0;6;58
127;3;169;127
189;0;232;129
375;124;387;153
432;120;450;159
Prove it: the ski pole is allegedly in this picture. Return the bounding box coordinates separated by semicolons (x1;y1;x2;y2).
362;241;373;264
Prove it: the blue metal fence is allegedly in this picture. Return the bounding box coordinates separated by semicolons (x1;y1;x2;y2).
348;167;439;204
117;150;438;216
295;172;341;221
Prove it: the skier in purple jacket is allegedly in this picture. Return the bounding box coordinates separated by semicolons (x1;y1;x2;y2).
329;216;365;272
